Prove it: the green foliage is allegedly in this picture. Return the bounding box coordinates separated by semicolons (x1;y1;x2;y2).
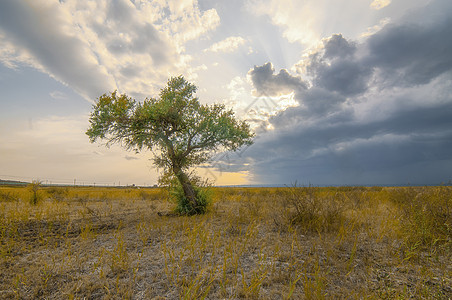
86;75;254;214
86;76;254;172
168;176;212;215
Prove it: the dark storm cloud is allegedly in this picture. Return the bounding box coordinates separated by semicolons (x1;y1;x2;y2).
311;60;372;96
351;7;451;90
230;0;452;185
241;101;452;185
365;3;452;87
306;35;372;97
297;88;348;116
323;34;356;59
0;0;115;99
248;62;307;96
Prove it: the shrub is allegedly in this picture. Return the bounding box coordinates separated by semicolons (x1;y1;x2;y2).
46;187;69;201
393;187;451;250
0;190;19;202
161;172;212;215
27;181;42;205
285;184;345;233
170;182;212;215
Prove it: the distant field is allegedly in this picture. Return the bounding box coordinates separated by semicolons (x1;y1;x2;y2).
0;185;450;299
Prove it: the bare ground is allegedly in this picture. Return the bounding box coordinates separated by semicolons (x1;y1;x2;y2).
0;186;450;299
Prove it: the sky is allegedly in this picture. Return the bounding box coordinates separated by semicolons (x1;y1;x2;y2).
0;0;451;186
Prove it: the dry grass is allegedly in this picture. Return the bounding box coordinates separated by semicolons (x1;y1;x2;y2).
0;185;450;299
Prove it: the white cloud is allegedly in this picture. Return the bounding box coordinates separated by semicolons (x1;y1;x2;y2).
370;0;391;10
227;76;248;103
247;0;393;48
247;0;320;46
49;91;68;100
183;63;208;81
0;0;220;101
0;32;40;70
360;17;391;38
168;8;220;44
0;0;117;100
204;36;246;53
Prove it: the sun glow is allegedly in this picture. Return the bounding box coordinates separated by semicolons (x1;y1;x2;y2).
199;169;250;186
244;92;299;130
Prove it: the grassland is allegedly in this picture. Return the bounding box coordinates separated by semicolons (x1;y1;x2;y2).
0;185;450;299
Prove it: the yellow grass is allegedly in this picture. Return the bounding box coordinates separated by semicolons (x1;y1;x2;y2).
0;185;450;299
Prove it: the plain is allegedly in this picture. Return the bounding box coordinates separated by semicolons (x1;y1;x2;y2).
0;185;450;299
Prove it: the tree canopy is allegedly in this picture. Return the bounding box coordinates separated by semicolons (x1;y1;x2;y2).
86;75;254;214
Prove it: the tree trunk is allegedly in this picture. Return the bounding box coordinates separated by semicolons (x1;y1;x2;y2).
173;166;198;208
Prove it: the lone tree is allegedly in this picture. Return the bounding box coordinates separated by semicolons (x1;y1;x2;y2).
86;76;254;214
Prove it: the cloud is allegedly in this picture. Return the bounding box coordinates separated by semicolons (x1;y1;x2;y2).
50;91;68;101
0;0;220;101
322;34;357;59
163;1;220;43
204;36;246;53
0;0;116;100
124;155;139;161
360;18;391;38
248;62;307;96
366;17;452;87
247;0;429;49
242;100;452;185
228;0;452;185
370;0;391;10
298;35;373;97
247;0;380;47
